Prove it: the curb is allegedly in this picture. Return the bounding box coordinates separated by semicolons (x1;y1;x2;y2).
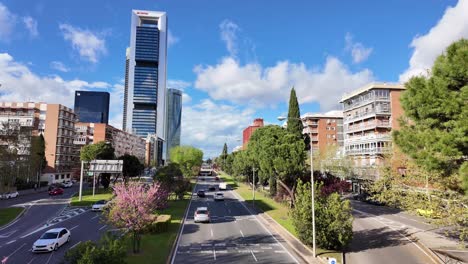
166;180;197;264
0;205;28;231
410;235;443;264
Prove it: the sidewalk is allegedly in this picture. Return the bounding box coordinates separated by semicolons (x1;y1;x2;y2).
18;186;49;196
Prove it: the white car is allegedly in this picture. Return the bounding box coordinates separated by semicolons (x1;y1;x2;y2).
62;181;73;188
92;200;108;211
1;191;19;199
194;207;210;223
219;182;227;190
32;228;71;253
214;192;224;201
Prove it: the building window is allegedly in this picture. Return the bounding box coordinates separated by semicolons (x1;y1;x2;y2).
55;175;59;180
331;127;336;130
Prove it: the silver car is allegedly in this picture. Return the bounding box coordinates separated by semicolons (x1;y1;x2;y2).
194;207;210;223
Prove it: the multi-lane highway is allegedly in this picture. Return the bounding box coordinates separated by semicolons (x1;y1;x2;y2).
171;175;299;264
0;186;109;264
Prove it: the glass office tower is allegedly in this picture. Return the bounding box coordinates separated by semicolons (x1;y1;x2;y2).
74;91;110;124
165;88;182;161
123;10;167;140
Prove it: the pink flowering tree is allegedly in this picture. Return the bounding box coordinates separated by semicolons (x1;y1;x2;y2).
106;182;169;253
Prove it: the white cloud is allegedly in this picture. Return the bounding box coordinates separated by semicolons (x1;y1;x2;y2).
59;23;107;63
0;3;16;41
50;61;70;72
167;79;191;90
167;30;179;47
194;56;373;111
182;93;191;104
400;0;468;81
220;19;240;57
345;33;373;64
181;99;253;158
23;16;38;37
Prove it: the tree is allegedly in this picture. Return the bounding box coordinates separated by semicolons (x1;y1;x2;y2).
64;235;126;264
119;154;144;179
80;141;115;161
393;39;468;194
221;143;228;170
30;134;46;183
106;182;169;253
291;180;353;250
155;163;190;199
170;146;203;177
287;87;303;138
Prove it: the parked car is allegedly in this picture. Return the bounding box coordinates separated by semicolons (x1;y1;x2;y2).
48;183;62;191
32;228;70;253
92;200;108;212
49;188;64;196
197;190;206;198
62;181;73;188
194;207;210;223
1;191;19;199
214;192;224;201
208;186;216;191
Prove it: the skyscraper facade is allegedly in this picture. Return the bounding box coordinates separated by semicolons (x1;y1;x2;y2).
165;88;182;161
74;91;110;124
123;10;167;140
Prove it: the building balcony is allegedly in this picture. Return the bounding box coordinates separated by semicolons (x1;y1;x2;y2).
345;133;392;143
343;96;390;112
345;147;391;156
344;109;391;123
345;121;391;133
303;120;319;126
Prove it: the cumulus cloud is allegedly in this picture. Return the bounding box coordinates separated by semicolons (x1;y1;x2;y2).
0;3;16;41
194;56;373;111
181;99;253;158
50;61;70;72
167;30;179;47
167;79;191;90
400;0;468;81
220;19;240;57
23;16;38;37
59;23;107;63
182;93;191;104
345;33;373;64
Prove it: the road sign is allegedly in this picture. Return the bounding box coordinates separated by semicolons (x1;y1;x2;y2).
328;258;337;264
89;160;123;173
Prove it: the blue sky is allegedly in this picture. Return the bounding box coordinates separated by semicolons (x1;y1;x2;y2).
0;0;467;158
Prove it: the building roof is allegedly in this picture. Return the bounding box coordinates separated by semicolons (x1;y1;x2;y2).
340;82;405;102
302;110;343;119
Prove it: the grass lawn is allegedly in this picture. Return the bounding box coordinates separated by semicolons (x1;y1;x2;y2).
220;172;343;263
70;189;114;206
125;189;193;264
0;207;24;227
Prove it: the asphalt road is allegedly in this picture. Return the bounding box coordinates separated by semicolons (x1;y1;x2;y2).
0;185;109;264
346;200;437;264
171;175;299;264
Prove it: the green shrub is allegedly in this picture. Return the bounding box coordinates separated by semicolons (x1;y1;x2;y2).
63;235;126;264
147;214;171;234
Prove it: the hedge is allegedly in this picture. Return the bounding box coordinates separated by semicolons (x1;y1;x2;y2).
146;214;171;234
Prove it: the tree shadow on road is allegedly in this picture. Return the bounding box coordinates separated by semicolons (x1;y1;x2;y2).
347;226;414;252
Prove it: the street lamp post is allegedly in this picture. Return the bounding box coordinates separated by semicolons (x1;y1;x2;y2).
278;116;316;258
252;167;256;207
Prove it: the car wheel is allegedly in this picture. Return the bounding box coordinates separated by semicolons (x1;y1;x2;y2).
54;244;58;251
67;235;71;242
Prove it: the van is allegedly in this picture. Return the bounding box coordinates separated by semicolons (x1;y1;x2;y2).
219;182;227;190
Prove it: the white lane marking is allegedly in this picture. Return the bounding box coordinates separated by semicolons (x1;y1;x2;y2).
26;257;36;264
215;243;226;247
70;225;79;231
353;209;436;263
70;241;81;249
261;246;273;249
210;228;213;237
45;250;54;264
99;225;107;230
5;239;16;244
213;249;216;260
0;229;17;238
91;214;100;219
230;190;299;264
228;209;231;214
240;230;244;237
275;250;286;253
7;242;26;258
250;250;258;262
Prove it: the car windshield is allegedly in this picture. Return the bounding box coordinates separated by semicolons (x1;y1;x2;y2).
40;232;58;239
198;190;204;193
216;193;223;196
197;210;208;215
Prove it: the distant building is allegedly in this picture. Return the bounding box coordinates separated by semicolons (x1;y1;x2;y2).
165;88;182;161
74;122;145;163
242;118;264;149
340;82;405;180
74;91;110;124
0;102;78;185
301;111;344;154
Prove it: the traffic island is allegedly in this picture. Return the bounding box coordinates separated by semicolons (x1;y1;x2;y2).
0;207;25;227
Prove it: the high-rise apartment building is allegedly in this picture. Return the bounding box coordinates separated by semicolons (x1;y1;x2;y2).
123;10;167;140
243;118;264;149
165;88;182;161
340;82;405;179
301;112;343;154
0;102;78;184
74;91;110;124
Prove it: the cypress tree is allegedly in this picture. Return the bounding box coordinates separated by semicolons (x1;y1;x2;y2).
287;87;303;138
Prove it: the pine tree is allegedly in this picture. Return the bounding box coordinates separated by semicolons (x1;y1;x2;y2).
221;143;228;170
287;87;302;138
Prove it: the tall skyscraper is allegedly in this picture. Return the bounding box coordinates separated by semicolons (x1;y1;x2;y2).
123;10;167;140
74;91;110;124
165;88;182;161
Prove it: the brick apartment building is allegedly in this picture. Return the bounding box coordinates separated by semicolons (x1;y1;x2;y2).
242;118;264;149
340;82;405;180
301;112;344;154
0;102;78;184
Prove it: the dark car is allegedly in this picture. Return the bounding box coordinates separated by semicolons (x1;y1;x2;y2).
208;186;216;191
353;193;369;201
49;188;64;196
214;176;219;181
197;190;206;198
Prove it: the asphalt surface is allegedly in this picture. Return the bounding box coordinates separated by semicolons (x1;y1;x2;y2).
172;176;299;264
0;185;109;264
346;200;438;264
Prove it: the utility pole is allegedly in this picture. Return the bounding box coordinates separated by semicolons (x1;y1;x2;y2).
252;167;256;207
